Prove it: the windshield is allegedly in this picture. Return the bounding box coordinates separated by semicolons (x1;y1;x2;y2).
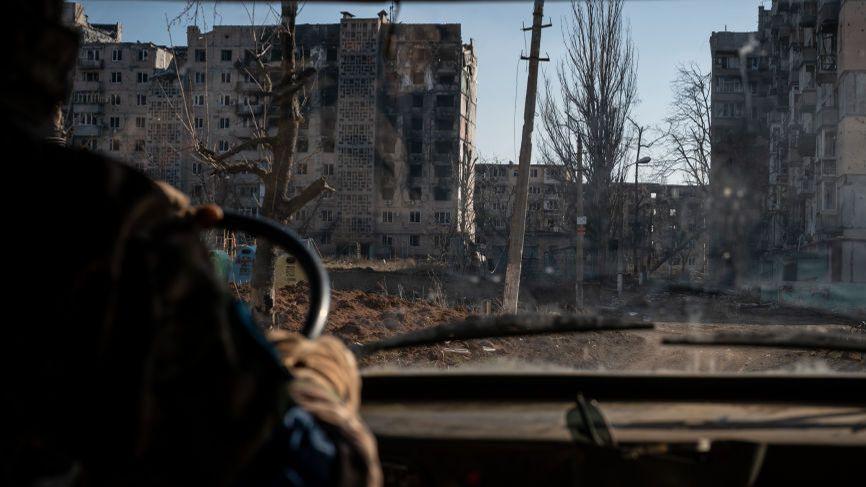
67;0;864;374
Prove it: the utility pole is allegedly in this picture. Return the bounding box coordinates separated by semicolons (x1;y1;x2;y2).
575;135;585;309
502;0;549;314
632;126;643;287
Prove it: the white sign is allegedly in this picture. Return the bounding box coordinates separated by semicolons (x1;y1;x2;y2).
575;216;587;225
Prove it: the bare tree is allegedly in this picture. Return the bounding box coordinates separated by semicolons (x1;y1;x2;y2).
630;64;713;279
449;148;478;270
539;0;637;280
473;159;517;273
655;63;712;191
171;1;333;326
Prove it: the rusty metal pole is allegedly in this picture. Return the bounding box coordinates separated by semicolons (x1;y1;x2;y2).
502;0;548;314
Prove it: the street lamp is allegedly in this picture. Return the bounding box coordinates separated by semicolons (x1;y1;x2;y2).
634;155;651;285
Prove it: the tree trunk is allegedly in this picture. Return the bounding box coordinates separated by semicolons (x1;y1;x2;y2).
249;0;300;328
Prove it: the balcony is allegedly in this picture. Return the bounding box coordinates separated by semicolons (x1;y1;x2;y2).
797;89;816;110
799;3;817;26
798;132;816;156
74;104;103;114
797;175;816;196
817;106;838;127
78;59;104;70
76;81;104;92
815;212;840;235
818;53;837;72
235;103;264;116
73;125;101;137
801;46;817;65
817;1;839;28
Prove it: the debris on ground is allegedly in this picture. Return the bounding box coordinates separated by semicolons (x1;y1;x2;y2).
235;282;865;373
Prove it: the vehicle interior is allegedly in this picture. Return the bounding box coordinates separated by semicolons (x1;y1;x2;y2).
15;0;866;485
242;208;866;486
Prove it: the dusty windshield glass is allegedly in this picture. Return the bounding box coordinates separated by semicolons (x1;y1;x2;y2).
66;0;864;374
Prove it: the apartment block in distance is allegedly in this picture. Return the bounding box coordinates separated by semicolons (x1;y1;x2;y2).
474;162;573;278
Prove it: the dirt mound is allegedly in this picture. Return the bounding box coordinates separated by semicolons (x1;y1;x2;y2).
237;283;472;367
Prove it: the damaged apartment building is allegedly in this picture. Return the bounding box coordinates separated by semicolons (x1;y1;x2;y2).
709;0;865;285
474;162;573;278
63;3;186;190
474;163;709;282
63;3;478;258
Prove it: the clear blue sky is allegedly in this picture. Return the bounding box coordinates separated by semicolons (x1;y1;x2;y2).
80;0;766;173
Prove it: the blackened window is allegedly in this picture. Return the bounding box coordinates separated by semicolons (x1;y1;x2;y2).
195;49;206;62
411;116;423;131
409;139;423;154
437;73;455;85
322;136;335;153
434;187;451;201
409;165;423;177
436;117;453;130
322;86;337;106
410;187;422;201
435;140;452;154
412;94;424;108
297;138;309;153
436;95;454;108
434;165;452;178
322;115;336;135
221;49;232;62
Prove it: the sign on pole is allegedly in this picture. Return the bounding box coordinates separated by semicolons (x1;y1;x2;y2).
576;216;587;225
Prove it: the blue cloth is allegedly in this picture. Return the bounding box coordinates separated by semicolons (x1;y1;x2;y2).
230;300;337;486
234;407;337;487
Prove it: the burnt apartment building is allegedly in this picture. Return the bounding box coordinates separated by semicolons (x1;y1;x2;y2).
710;0;864;286
184;11;478;257
63;3;478;258
708;28;772;286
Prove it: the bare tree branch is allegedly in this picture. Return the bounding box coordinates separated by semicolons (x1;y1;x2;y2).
538;0;637;278
654;62;712;190
278;176;335;216
196;136;276;164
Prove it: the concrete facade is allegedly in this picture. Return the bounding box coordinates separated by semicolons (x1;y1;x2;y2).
708;30;771;286
65;30;183;188
474;162;573;277
710;0;865;285
473;163;709;282
63;3;478;258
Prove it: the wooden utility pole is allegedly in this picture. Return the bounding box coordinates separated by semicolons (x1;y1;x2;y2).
502;0;549;314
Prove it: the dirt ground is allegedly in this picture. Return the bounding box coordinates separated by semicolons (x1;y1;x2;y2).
237;281;865;374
